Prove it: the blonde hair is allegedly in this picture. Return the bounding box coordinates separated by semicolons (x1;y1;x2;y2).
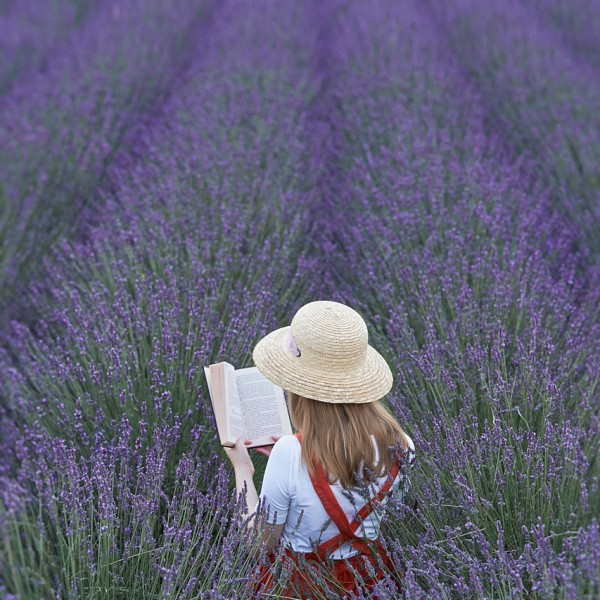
287;392;409;489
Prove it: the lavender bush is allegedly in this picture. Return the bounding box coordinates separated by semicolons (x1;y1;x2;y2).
1;0;599;598
0;416;270;598
0;0;210;319
0;0;101;96
524;0;600;72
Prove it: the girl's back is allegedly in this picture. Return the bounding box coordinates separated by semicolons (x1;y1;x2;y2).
259;431;416;559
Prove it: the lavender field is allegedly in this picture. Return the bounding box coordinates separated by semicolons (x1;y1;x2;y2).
0;0;598;598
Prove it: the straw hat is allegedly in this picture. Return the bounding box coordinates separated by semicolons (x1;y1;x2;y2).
252;300;393;403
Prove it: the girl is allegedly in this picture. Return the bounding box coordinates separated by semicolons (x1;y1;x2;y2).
224;300;416;598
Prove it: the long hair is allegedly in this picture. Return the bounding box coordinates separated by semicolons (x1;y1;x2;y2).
287;392;410;489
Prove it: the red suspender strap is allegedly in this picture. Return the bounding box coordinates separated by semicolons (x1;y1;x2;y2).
310;462;360;539
351;461;400;529
294;432;401;559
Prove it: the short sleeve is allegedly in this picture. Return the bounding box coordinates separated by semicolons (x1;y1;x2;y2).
404;432;416;468
256;435;298;525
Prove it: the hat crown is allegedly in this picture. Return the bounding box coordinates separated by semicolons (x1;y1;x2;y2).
291;301;368;372
252;299;393;403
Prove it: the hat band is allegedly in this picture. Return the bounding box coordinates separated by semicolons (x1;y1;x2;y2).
286;330;301;357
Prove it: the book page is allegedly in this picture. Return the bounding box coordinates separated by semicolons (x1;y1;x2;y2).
205;363;232;445
224;363;245;444
235;367;293;446
204;365;214;403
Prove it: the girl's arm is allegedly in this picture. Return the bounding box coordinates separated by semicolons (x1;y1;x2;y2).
224;437;284;552
228;439;259;520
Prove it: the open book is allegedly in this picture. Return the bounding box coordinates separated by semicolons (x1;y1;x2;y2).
203;361;293;448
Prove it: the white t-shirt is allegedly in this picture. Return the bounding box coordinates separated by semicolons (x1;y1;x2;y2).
256;433;416;559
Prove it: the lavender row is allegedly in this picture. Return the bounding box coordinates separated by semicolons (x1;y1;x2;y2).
524;0;600;72
0;1;321;596
316;0;598;596
0;0;209;320
0;0;100;96
2;0;318;458
427;0;600;261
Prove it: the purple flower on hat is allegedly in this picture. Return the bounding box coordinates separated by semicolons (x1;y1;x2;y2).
286;330;301;357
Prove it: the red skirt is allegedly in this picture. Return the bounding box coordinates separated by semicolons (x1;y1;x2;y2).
253;543;402;599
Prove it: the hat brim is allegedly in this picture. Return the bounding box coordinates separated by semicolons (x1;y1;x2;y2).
252;326;393;404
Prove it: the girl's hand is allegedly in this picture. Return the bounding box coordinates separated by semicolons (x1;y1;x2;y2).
224;438;255;474
252;435;282;457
